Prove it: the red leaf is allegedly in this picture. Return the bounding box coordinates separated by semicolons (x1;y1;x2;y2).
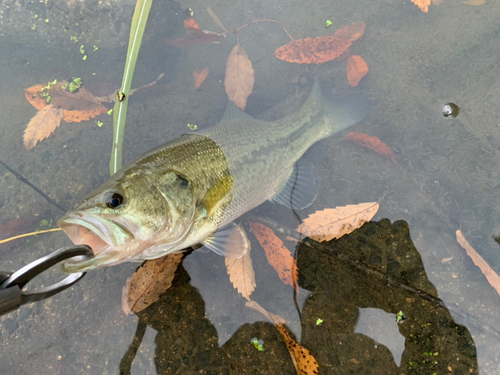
346;55;369;87
344;132;396;161
184;17;201;34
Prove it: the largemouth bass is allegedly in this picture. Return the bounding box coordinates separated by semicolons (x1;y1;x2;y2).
58;80;371;272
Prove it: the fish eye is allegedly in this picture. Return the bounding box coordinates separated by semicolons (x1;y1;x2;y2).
106;192;124;209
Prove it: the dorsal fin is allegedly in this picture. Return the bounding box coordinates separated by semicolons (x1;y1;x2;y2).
220;101;255;123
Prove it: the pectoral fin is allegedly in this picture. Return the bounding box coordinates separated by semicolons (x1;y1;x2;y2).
202;222;250;258
269;158;318;210
199;173;233;217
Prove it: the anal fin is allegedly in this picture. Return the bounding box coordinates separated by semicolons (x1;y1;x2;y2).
269;158;319;210
202;222;250;258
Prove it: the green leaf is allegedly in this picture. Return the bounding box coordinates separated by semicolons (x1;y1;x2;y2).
110;0;153;175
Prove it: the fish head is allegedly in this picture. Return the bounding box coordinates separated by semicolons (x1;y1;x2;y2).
58;169;197;272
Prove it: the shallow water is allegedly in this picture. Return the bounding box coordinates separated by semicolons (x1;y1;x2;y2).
1;0;500;373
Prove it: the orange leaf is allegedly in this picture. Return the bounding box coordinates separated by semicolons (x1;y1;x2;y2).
225;44;254;110
456;230;500;295
275;36;352;64
25;84;48;110
193;68;210;90
23;105;63;150
122;253;183;314
225;249;256;300
276;324;320;375
184;17;201;34
333;22;366;42
411;0;431;12
245;300;286;324
346;55;369;87
248;221;299;292
297;202;379;242
344;132;395;161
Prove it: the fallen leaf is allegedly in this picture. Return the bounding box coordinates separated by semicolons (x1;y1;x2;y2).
164;17;220;47
25;81;108;123
456;229;500;295
333;22;366;42
193;68;210;90
184;17;202;34
411;0;431;12
346;55;369;87
122;253;183;314
462;0;485;5
245;300;319;374
225;248;256;300
344;132;395;161
248;221;299;292
225;44;254;110
246;300;286;324
276;323;320;375
275;36;352;64
23;105;63;150
207;6;227;32
297;202;379;242
25;84;49;110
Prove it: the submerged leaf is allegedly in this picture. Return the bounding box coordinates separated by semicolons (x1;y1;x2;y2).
297;203;379;242
411;0;431;12
164;17;220;47
225;248;256;300
248;221;299;292
456;229;500;295
225;44;254;110
23;105;63;150
25;84;49;110
333;22;366;42
122;253;183;314
346;55;369;87
276;324;320;375
193;68;210;90
344;132;395;161
275;36;351;64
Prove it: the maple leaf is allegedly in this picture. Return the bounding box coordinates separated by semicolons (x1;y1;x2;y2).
346;55;369;87
296;202;379;242
248;221;299;292
225;249;256;300
193;68;210;90
225;44;254;110
411;0;431;12
456;229;500;296
23;105;63;150
333;21;366;42
122;253;183;314
275;36;351;64
344;132;395;161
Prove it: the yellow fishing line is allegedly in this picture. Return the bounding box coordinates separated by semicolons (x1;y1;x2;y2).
0;228;62;244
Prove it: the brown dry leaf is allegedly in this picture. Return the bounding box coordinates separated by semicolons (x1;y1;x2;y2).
23;105;63;150
248;221;299;292
25;81;108;123
456;230;500;295
122;253;183;314
297;202;379;242
462;0;485;5
333;22;366;42
164;17;220;47
25;84;49;110
276;324;320;375
411;0;431;12
245;300;286;324
275;36;352;64
225;248;256;300
225;44;254;110
346;55;369;87
193;68;210;90
344;132;395;161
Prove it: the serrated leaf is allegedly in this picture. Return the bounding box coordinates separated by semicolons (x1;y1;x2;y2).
225;248;256;300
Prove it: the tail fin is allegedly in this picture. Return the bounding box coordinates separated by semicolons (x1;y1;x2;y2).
305;78;372;137
325;92;372;136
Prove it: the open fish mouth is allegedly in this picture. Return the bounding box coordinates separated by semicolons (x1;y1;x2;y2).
57;213;135;273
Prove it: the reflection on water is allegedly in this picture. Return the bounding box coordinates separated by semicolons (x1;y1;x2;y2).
1;0;500;373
